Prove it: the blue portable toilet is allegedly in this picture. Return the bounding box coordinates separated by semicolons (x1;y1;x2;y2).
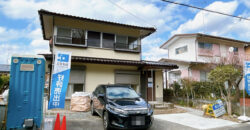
7;55;46;129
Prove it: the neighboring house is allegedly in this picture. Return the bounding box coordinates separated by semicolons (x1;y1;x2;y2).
38;10;178;102
159;33;249;87
0;64;10;76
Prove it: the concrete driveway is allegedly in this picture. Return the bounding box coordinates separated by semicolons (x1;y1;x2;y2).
43;111;250;130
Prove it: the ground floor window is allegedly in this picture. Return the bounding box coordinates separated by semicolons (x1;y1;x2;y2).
200;71;209;81
66;66;85;98
169;72;181;84
66;83;84;98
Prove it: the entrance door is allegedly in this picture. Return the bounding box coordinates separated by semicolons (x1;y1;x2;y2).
147;70;155;101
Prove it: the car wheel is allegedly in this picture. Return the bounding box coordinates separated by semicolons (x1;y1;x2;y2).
103;111;110;130
91;102;97;116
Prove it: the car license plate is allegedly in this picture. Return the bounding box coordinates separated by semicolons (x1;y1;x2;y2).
131;116;145;126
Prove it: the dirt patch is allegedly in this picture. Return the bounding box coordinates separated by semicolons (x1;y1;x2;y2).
154;107;187;115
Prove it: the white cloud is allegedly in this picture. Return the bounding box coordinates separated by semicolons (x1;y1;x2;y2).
143;47;168;61
0;43;50;64
0;0;47;19
171;0;250;42
0;0;187;63
172;1;239;35
240;0;250;8
0;26;27;41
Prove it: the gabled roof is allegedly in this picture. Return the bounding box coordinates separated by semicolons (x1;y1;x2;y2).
0;64;10;73
160;33;250;48
38;9;156;40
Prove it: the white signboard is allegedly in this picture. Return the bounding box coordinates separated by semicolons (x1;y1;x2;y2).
212;99;226;117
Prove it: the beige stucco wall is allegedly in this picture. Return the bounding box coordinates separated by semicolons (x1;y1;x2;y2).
80;63;138;92
53;46;141;61
155;70;163;102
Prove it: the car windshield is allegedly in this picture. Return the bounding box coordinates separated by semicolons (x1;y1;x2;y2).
107;87;139;99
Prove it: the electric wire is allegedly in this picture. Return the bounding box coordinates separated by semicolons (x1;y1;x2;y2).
161;0;250;21
106;0;157;28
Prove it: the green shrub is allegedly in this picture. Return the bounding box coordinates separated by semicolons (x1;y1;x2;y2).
0;75;10;94
163;88;174;102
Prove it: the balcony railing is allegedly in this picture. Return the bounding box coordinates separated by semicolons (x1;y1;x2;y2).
54;36;141;52
114;42;141;53
54;35;87;47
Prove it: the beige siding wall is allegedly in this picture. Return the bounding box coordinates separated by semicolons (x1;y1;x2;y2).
155;70;163;101
82;63;138;92
53;46;141;61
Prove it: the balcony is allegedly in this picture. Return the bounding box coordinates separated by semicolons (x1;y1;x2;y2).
54;35;87;47
114;42;141;53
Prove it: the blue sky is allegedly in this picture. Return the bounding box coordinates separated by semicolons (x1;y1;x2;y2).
0;0;250;64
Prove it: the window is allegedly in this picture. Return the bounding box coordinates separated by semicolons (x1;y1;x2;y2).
72;29;85;45
200;71;208;81
233;47;238;52
107;87;139;99
87;31;101;47
56;27;86;45
198;42;212;50
73;84;84;93
115;35;139;51
116;35;127;49
57;27;71;43
66;84;84;98
128;37;138;50
175;46;188;54
103;33;115;48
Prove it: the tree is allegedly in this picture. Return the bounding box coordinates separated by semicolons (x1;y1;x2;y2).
0;75;10;94
208;65;241;115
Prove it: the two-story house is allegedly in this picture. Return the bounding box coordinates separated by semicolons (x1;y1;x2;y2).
38;10;178;102
159;33;249;87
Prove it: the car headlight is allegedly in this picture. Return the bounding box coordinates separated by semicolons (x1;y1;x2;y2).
108;105;128;115
147;104;153;114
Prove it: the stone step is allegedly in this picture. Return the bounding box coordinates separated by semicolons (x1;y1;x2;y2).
155;105;168;109
149;102;174;109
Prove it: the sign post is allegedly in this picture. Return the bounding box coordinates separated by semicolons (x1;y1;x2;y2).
238;61;250;121
48;51;71;109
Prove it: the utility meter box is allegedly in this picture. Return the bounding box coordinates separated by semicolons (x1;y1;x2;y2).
7;55;46;129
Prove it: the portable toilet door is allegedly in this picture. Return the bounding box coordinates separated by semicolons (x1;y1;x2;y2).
6;55;46;130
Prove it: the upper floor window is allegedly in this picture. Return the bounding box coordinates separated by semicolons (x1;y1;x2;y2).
103;33;115;49
115;35;139;51
57;27;86;45
233;47;238;52
128;37;138;50
87;31;101;47
175;45;188;54
55;26;140;52
198;42;212;50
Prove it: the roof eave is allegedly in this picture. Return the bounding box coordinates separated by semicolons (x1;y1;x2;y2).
38;9;156;40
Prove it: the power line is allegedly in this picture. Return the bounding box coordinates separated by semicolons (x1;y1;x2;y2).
106;0;157;28
161;0;250;21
